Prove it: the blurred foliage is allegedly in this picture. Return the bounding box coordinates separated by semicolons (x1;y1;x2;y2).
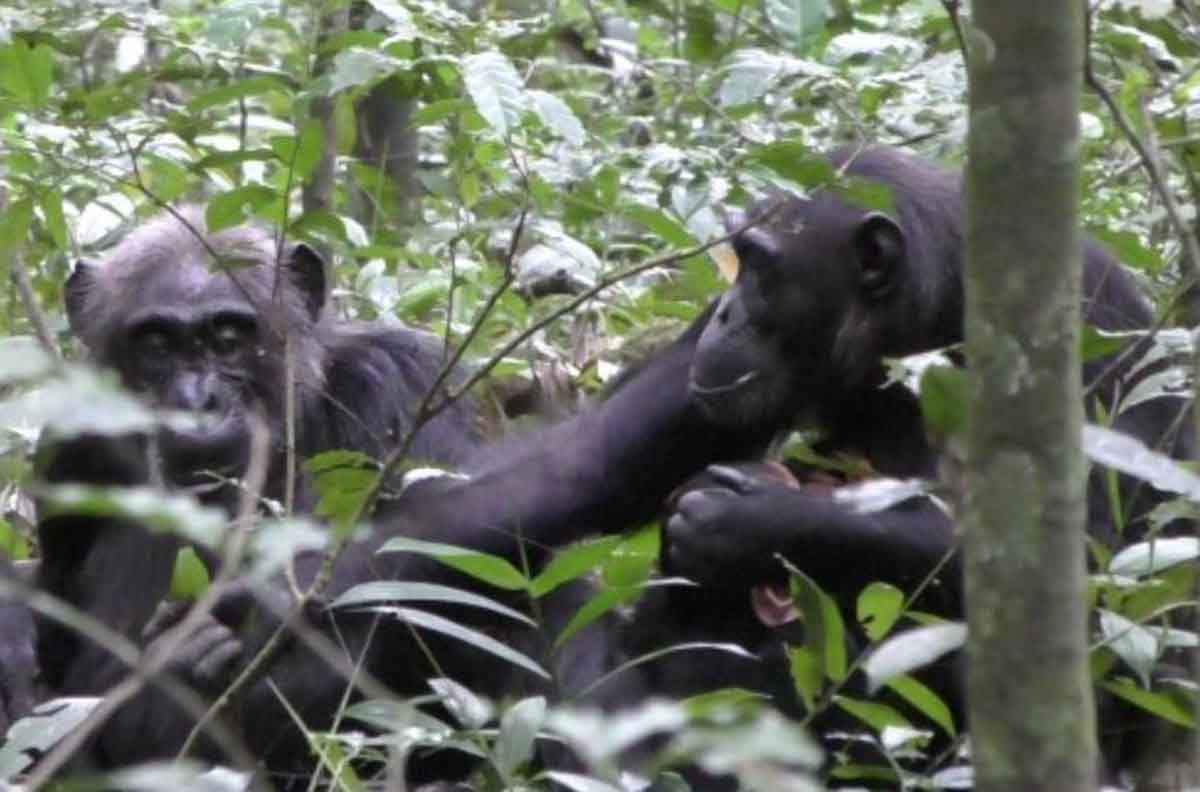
0;0;1198;789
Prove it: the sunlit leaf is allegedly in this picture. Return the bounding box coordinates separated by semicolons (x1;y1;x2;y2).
857;582;904;641
863;622;967;692
377;537;529;590
333;580;534;625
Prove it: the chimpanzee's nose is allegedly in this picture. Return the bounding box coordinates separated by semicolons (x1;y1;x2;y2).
165;372;223;413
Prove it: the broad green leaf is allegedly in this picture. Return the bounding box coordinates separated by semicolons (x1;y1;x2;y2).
530;536;622;597
0;40;54;108
528;90;585;146
833;695;911;732
270;120;324;182
206;186;278;233
1109;537;1200;577
862;622;967;692
885;675;956;737
857;582;904;641
40;190;68;249
1084;424;1200;501
684;3;718;62
0;198;33;251
461;52;525;137
919;365;968;439
1097;609;1159;688
169;547;211;600
494;696;546;777
787;565;847;682
333;580;534;626
788;645;823;712
624;205;698;247
553;585;639;649
745;141;833;189
0;366;153;438
1102;678;1194;727
377;537;529;590
329;49;405;94
764;0;826;53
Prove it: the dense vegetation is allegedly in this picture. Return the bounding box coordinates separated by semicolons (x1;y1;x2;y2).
0;0;1196;789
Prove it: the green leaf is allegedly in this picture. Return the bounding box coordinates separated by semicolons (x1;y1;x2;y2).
206;186;278;233
764;0;827;53
554;585;639;649
390;608;548;679
377;537;529;590
1084;424;1200;501
745;142;834;190
787;645;823;712
1102;678;1195;728
0;198;33;251
530;536;622;598
494;696;546;777
885;675;956;737
856;582;904;642
684;3;719;62
169;547;211;600
461;51;525;137
1109;536;1200;578
919;365;968;439
787;565;847;682
0;40;54;108
329;48;405;94
187;75;290;112
332;580;534;626
271;120;324;181
833;695;911;733
40;190;68;250
308;451;378;538
624;205;699;247
528;90;585;146
862;622;967;692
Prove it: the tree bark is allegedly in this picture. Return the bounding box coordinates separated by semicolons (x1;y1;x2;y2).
963;3;1097;791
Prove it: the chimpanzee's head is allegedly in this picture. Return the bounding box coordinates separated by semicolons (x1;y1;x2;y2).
689;147;964;431
64;208;329;489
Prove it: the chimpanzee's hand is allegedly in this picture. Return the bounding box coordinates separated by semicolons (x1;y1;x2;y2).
142;601;244;693
664;463;822;586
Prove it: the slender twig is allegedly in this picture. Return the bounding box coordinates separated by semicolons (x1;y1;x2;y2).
10;252;59;360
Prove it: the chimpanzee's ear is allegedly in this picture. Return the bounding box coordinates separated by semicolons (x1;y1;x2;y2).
65;260;101;338
853;212;905;299
288;243;327;320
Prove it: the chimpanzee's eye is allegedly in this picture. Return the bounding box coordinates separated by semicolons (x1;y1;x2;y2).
133;327;172;359
210;319;255;357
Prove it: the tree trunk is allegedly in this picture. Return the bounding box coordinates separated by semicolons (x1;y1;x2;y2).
963;3;1098;791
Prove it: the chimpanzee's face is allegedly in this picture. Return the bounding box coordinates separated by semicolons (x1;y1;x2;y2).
689;197;908;431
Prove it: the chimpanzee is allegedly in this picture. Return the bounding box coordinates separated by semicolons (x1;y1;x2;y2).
23;207;779;784
653;146;1192;779
30;208;482;762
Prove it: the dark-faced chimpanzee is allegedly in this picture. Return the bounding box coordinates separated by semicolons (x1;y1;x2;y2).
27;208;777;784
29;207;482;763
652;145;1192;779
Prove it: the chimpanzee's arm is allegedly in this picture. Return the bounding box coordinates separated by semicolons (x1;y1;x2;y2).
664;468;962;617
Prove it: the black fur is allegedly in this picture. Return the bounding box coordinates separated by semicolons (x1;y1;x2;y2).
31;209;480;766
659;147;1192;782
